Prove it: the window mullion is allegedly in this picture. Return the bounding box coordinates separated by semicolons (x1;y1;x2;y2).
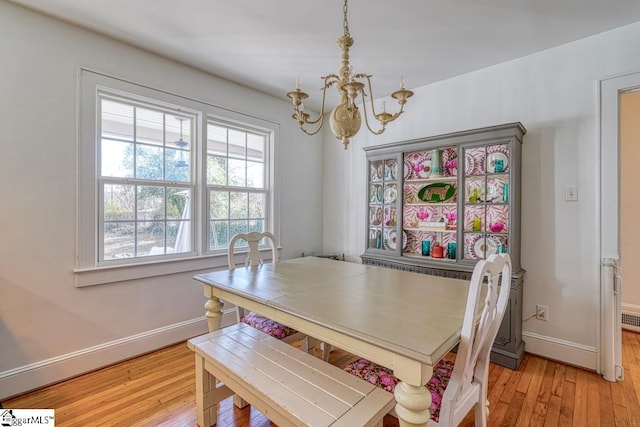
133;185;139;257
133;106;137;180
245;134;249;221
162;114;168;254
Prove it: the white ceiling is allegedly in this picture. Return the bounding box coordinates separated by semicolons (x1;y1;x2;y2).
10;0;640;110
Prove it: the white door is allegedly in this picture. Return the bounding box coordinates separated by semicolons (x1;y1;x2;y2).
600;72;640;381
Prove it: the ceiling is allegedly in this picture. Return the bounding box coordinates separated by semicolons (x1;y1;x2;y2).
10;0;640;111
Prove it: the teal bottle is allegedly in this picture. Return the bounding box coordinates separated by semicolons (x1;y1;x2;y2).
502;183;509;202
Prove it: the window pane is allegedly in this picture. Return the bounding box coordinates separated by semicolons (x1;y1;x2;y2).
210;191;229;219
228;158;246;186
208;124;227;156
210;220;229;249
247;161;264;188
170;219;191;253
101;139;134;178
248;193;264;218
249;219;263;233
137;221;165;256
136;144;164;180
167;115;192;181
104;184;135;221
102;99;133;141
166;147;190;182
229;220;248;238
167;188;190;220
137;186;165;221
230;192;248;219
103;222;135;260
136;107;164;145
207;155;227;185
247;133;265;162
167;115;192;147
228;129;246;159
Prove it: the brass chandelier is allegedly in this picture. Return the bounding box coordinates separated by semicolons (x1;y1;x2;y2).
286;0;414;149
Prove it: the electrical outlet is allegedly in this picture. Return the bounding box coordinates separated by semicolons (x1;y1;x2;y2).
536;304;549;321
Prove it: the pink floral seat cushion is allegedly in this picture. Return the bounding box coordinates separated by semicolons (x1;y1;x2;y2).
241;311;299;340
343;358;454;422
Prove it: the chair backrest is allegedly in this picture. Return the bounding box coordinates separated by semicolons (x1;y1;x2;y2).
438;253;512;426
227;232;278;270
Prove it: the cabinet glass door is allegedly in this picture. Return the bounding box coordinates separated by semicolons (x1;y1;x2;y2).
368;158;399;252
463;144;510;260
402;147;458;260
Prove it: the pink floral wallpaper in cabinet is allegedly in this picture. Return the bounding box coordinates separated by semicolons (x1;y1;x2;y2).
404;146;458;180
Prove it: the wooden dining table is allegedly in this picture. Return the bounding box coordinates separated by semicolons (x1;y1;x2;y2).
193;256;471;427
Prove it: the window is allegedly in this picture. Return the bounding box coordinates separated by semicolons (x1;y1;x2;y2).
207;122;267;250
77;70;277;286
100;95;195;261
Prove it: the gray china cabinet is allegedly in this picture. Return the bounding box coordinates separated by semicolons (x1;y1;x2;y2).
361;122;526;369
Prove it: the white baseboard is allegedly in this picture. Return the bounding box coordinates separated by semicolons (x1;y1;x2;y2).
0;310;236;401
522;331;597;370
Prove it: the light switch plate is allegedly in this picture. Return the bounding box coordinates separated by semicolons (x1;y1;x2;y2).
565;184;578;201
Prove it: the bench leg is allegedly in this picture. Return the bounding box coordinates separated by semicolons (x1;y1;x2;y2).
321;342;333;362
195;354;217;426
232;395;249;409
299;335;310;353
304;336;329;359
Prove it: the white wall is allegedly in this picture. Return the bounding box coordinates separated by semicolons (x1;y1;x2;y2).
0;1;323;399
322;21;640;369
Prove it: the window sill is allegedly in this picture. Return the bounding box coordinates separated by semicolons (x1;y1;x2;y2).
74;255;229;287
74;248;277;288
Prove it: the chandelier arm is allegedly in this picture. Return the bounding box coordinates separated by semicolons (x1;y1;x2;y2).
361;74;404;121
299;109;323;126
295;107;324;135
359;88;387;136
295;75;341;135
298;123;324;136
360;74;409;127
303;75;339;125
360;74;380;117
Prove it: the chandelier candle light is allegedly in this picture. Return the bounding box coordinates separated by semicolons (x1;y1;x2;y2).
286;0;414;149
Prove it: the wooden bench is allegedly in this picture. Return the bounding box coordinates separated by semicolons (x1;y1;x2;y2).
188;323;395;427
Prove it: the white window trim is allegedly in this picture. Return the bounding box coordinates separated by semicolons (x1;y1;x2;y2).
76;69;279;287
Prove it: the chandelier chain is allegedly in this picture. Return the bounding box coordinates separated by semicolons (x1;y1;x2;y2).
343;0;350;37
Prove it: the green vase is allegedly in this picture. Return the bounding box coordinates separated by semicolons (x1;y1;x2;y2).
430;149;443;177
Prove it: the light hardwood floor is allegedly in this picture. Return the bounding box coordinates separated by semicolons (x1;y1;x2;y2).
4;331;640;426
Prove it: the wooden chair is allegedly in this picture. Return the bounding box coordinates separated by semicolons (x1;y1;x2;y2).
344;253;512;426
227;232;325;359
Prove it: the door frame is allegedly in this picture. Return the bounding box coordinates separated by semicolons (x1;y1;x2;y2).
599;71;640;381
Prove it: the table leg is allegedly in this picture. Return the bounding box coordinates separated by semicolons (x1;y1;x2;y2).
394;380;432;427
201;291;225;421
204;293;224;332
